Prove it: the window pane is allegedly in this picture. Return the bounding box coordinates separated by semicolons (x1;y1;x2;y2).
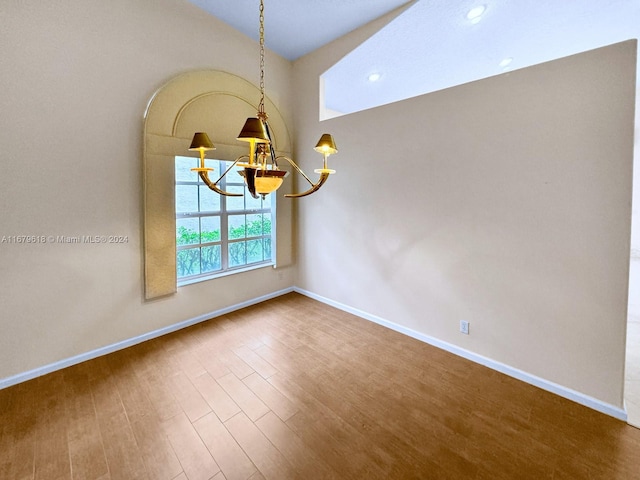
245;190;263;210
261;192;272;209
200;216;220;243
176;218;200;246
175;156;197;182
247;239;264;263
201;245;221;273
225;163;244;184
176;185;198;213
204;159;219;171
226;186;246;211
228;215;246;240
228;241;247;268
177;247;201;278
199;185;221;212
175;155;274;283
263;214;272;235
246;214;263;237
264;237;272;260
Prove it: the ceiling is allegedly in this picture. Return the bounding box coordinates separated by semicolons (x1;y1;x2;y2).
190;0;640;116
188;0;411;61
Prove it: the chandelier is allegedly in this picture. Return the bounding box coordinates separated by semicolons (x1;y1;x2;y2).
188;0;338;199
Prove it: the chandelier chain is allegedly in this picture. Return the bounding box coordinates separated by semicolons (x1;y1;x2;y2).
258;0;266;118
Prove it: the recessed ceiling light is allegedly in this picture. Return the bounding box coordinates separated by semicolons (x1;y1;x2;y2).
466;5;486;22
499;57;513;68
368;73;381;82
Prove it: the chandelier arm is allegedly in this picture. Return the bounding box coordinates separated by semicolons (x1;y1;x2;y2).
284;172;331;198
276;155;332;198
213;157;244;184
198;170;242;197
276;156;315;187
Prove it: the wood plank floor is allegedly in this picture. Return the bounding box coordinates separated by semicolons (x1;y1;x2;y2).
1;292;639;479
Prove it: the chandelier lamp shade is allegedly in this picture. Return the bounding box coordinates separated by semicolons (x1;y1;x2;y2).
188;0;338;199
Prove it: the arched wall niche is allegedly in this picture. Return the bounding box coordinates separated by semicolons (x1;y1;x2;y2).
143;70;293;300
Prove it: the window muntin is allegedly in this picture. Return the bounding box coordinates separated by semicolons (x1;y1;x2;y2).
175;156;274;283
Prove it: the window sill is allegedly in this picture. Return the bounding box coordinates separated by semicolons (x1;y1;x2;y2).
177;261;275;287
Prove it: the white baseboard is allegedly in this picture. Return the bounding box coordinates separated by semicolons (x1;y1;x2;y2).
0;287;294;390
293;287;627;422
1;285;628;422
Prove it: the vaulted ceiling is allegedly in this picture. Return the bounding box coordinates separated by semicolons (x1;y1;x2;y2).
190;0;639;116
188;0;410;60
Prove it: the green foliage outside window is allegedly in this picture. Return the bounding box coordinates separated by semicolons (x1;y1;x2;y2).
176;218;271;278
176;226;221;246
177;245;220;277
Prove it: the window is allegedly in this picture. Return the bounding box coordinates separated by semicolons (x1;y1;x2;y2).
175;156;274;283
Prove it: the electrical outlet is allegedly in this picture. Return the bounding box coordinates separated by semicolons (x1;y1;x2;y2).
460;320;469;335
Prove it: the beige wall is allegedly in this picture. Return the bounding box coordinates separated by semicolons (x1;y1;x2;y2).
0;0;295;380
293;25;636;408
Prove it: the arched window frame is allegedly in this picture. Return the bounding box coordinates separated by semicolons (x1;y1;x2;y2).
143;70;293;300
